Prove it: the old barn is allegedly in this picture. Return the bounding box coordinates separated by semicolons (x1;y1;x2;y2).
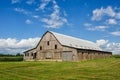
24;31;112;61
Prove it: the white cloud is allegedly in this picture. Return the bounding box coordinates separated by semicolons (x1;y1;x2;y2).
26;0;35;5
116;12;120;19
0;38;40;54
17;38;39;48
13;1;68;28
92;6;115;21
11;0;20;4
96;39;109;46
25;19;33;24
110;31;120;36
84;23;92;27
106;19;117;25
33;15;39;19
41;0;68;28
63;11;68;17
14;8;31;15
36;0;51;10
106;43;120;54
91;6;120;26
87;26;108;31
96;39;120;54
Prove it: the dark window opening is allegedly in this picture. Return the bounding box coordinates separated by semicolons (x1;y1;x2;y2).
33;53;37;59
47;41;49;45
82;52;84;54
55;45;57;49
40;46;42;50
27;53;29;56
25;53;26;56
25;53;29;56
31;53;33;56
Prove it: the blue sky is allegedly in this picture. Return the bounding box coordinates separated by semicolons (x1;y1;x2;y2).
0;0;120;54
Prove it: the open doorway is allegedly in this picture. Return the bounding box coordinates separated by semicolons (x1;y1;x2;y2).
33;53;37;59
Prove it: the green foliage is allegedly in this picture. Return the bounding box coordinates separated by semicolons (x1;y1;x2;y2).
0;53;23;57
0;57;23;62
0;57;120;80
112;54;120;58
0;53;15;57
0;53;23;62
16;53;23;56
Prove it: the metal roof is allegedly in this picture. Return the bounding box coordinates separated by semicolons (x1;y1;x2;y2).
50;31;102;51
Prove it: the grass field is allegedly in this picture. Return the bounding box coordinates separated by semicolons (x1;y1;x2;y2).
0;57;120;80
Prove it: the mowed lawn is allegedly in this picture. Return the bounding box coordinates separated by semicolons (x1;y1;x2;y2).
0;57;120;80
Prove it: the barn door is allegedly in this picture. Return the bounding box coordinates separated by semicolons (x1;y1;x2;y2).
46;52;52;59
62;51;73;61
33;53;37;59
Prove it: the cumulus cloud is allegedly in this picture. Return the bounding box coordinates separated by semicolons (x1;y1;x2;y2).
106;19;117;25
90;6;120;36
92;6;115;21
87;26;108;31
106;43;120;54
41;0;68;28
96;39;109;46
0;38;40;54
91;6;120;23
110;31;120;36
89;6;120;34
11;0;20;4
96;39;120;54
25;19;33;24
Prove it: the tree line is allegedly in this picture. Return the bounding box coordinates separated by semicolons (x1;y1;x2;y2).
0;53;23;57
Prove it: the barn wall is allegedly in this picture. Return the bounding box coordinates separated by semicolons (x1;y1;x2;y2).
62;46;77;61
24;48;37;61
77;49;112;61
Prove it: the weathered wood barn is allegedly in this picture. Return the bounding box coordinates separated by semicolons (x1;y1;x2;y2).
24;31;112;61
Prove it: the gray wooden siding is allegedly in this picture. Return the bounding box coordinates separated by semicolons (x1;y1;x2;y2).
24;32;112;62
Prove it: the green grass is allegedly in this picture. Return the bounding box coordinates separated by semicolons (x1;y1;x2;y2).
0;57;120;80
